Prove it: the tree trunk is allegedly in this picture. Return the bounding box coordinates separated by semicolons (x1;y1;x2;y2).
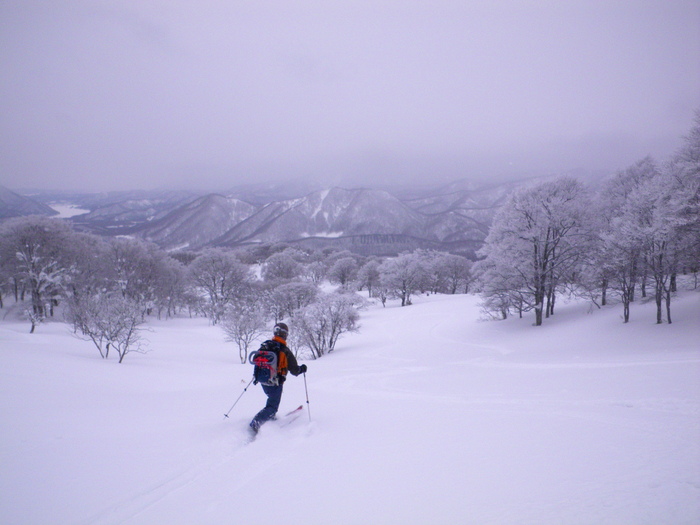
534;286;545;326
601;278;607;306
621;283;632;323
550;291;556;316
655;283;663;324
534;304;543;326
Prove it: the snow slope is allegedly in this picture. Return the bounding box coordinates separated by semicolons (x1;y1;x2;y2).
1;291;698;524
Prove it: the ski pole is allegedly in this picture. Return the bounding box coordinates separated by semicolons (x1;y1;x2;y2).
303;372;311;422
223;377;254;419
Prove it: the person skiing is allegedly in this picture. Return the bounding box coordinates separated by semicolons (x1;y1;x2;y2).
249;322;307;434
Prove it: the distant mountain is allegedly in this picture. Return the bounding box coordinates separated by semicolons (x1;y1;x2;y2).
212;187;423;244
0;185;58;219
204;186;500;256
136;194;257;250
3;178;535;256
68;191;197;234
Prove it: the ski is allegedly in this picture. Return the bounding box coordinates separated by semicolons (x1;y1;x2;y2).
279;405;304;427
283;405;304;418
244;405;304;442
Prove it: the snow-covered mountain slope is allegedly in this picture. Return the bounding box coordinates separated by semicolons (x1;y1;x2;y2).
137;194;257;250
66;191;197;233
4;178;534;255
0;185;58;219
1;290;698;524
212;187;427;245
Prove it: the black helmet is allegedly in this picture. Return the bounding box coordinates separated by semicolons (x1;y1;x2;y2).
274;322;289;339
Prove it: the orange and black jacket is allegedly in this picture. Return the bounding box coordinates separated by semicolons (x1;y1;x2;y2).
271;336;303;380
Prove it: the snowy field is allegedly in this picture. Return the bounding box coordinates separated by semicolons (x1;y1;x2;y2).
1;290;699;524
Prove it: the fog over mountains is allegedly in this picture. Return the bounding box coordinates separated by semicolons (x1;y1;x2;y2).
1;178;545;256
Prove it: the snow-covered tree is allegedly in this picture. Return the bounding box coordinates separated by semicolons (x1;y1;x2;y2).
621;171;694;324
327;256;358;288
65;292;146;362
267;281;319;322
592;157;660;321
304;260;327;284
473;256;530;319
189;248;253;324
477;178;593;325
221;301;269;363
262;251;303;282
356;259;381;296
666;110;700;288
152;256;189;319
293;292;360;358
440;254;473;294
418;251;472;294
103;237;173;312
0;216;74;327
62;232;111;300
379;252;427;306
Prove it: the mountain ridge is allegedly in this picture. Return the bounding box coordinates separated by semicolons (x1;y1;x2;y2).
1;178;548;256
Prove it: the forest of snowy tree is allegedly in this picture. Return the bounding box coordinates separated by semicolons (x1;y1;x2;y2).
1;114;698;359
475;112;700;326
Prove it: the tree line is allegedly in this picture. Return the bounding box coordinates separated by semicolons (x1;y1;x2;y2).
0;219;472;361
474;113;700;325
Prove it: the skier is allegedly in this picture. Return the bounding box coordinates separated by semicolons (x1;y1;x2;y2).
249;322;307;434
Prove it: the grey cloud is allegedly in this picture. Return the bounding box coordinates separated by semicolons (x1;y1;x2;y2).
1;1;698;192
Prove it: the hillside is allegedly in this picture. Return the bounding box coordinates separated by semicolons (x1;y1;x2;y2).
0;185;57;219
1;289;698;524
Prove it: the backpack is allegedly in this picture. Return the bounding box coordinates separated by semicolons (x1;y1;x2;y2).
249;341;288;386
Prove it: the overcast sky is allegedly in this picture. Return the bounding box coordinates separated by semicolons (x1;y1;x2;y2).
1;1;699;193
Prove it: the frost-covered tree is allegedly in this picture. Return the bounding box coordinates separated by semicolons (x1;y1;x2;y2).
592;157;660;321
267;281;319;322
0;216;74;326
189;248;253;324
473;256;531;319
221;301;269;363
357;259;381;296
327;256;358;288
152;256;189;319
293;292;360;358
477;178;593;325
621;170;695;324
304;260;327;284
65;292;146;362
379;252;426;306
103;237;172;312
440;254;473;294
667;111;700;288
417;251;472;294
62;232;111;301
262;251;303;282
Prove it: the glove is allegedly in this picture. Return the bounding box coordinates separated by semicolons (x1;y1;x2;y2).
299;364;307;374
